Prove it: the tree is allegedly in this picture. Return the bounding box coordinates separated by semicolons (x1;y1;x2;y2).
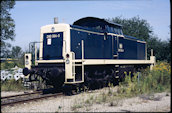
11;46;25;67
147;37;171;63
107;16;170;62
107;16;153;42
11;46;23;59
0;0;15;58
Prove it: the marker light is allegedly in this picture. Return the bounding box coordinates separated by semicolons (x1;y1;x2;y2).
26;55;29;60
66;54;70;58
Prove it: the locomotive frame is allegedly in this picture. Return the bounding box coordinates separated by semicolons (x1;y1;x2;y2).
23;17;156;91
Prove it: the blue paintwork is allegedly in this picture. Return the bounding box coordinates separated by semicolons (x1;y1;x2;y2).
73;17;123;35
113;36;118;57
70;26;146;60
118;36;138;59
42;17;146;60
43;32;63;60
73;17;122;28
137;42;146;60
70;29;113;59
70;25;104;33
70;17;146;60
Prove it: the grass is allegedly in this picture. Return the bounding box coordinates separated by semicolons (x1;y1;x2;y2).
71;104;83;111
70;90;124;111
109;98;120;107
1;60;28;91
71;99;84;112
1;79;27;91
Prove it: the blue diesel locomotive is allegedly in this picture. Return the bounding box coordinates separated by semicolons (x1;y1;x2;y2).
23;17;156;92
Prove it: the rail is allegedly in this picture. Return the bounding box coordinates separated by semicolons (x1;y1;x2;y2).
1;91;63;107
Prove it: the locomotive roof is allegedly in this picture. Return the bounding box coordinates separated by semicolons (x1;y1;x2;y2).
73;17;122;28
72;17;145;42
124;35;145;42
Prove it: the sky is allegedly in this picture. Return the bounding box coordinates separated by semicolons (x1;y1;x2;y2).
9;0;170;50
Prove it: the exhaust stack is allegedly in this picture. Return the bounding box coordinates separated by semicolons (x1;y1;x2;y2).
54;17;58;24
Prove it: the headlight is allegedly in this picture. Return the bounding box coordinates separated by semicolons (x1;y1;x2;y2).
25;61;29;65
66;59;70;64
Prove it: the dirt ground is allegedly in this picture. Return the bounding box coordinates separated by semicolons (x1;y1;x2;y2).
1;87;171;112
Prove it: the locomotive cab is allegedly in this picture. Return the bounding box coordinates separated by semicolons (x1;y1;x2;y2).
23;23;83;89
39;24;70;60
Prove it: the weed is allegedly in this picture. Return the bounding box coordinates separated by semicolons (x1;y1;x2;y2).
117;61;171;97
86;107;90;111
71;104;83;111
71;61;171;111
76;87;80;93
166;93;169;96
102;92;107;102
85;99;91;105
58;106;62;110
1;79;26;91
83;86;89;92
90;95;94;100
108;83;113;96
1;60;24;70
71;98;84;111
109;101;114;106
109;101;118;107
109;97;121;107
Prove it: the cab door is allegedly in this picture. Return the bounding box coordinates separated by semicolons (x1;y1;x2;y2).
113;36;118;59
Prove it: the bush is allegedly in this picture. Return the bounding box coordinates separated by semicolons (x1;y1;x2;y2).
1;60;24;70
1;79;26;91
1;61;15;70
70;62;171;111
118;61;171;96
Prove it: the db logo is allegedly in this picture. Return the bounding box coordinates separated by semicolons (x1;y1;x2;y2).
51;27;55;32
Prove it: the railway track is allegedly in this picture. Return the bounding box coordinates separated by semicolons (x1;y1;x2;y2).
1;91;63;107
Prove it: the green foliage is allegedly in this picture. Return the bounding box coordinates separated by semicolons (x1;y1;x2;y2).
11;46;23;58
1;60;24;70
109;98;120;107
1;0;16;58
1;46;25;70
107;16;152;42
1;61;15;70
71;99;84;111
71;104;83;111
147;37;171;63
1;79;26;91
107;16;171;63
71;62;170;111
118;62;171;96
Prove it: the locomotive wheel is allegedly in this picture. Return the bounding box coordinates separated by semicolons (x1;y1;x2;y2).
62;84;73;96
83;65;138;90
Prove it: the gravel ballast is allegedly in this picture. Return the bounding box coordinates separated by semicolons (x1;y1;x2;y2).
1;90;34;97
